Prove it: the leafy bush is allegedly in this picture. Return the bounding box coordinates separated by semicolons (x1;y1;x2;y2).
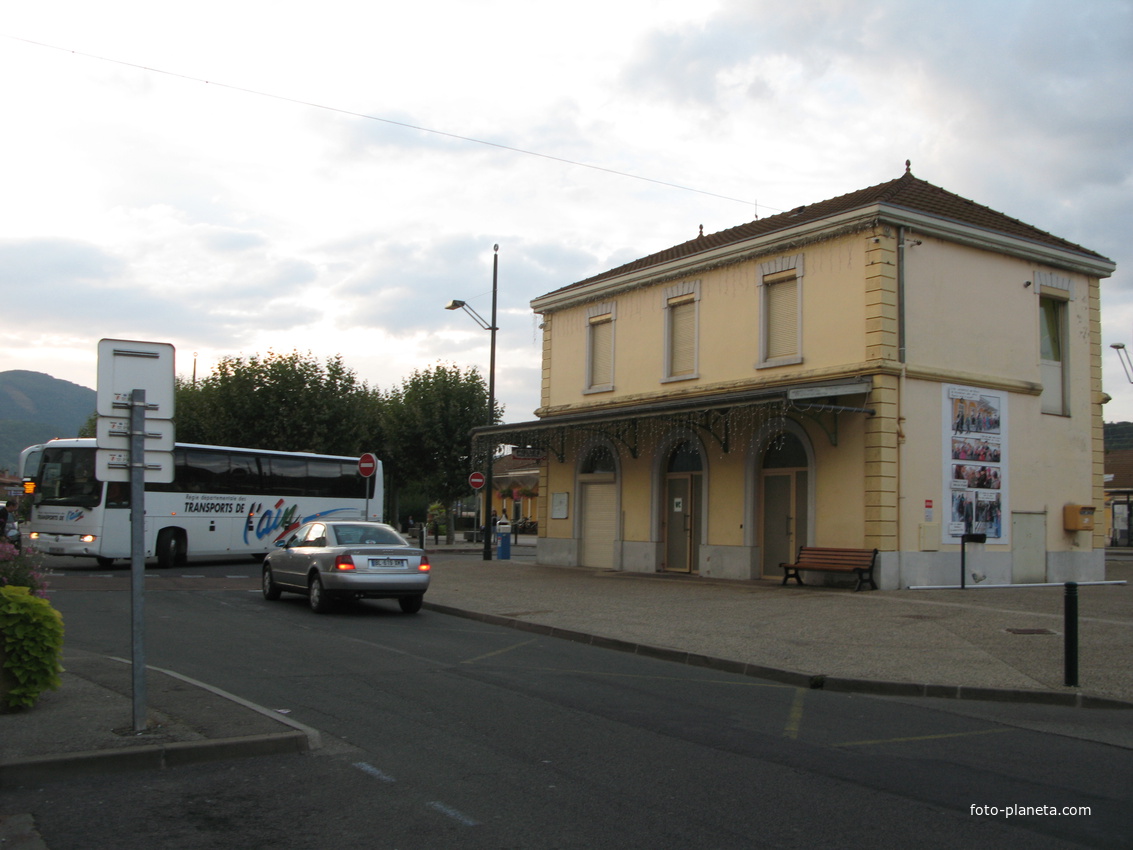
0;542;49;598
0;585;65;710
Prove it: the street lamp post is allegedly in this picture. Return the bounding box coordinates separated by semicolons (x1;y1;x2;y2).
446;244;498;561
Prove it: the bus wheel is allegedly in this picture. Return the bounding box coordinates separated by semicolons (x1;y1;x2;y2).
96;557;116;568
156;529;182;570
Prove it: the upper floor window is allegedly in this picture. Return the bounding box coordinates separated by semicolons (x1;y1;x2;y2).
1040;293;1068;415
758;255;804;368
664;281;700;382
585;302;615;393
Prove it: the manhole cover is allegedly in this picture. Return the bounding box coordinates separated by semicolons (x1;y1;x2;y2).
1005;628;1056;635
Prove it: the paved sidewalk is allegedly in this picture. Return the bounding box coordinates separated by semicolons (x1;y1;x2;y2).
425;547;1133;707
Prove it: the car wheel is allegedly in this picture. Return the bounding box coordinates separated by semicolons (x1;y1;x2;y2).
398;594;424;614
308;573;333;613
156;529;181;570
262;565;282;600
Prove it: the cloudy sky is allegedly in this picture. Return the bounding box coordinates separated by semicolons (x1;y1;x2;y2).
2;0;1131;425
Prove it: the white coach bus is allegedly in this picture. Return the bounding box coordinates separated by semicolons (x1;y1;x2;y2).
27;438;381;567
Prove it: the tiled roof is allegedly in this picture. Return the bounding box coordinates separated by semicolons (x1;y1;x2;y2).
549;167;1112;295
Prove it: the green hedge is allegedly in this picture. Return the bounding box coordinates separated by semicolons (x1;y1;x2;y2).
0;585;65;710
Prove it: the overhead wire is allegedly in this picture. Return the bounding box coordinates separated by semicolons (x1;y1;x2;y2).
5;34;776;215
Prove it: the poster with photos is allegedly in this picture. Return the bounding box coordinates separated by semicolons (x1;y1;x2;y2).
944;385;1007;543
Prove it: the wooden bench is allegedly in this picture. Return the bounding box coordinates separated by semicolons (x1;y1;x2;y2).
781;546;878;592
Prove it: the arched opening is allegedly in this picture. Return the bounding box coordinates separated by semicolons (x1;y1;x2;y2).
663;439;703;573
579;444;617;569
759;430;810;578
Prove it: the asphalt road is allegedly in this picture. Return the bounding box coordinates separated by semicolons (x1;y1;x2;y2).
4;556;1131;848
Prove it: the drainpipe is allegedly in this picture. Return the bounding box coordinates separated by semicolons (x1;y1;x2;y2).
897;227;907;364
897;226;909;587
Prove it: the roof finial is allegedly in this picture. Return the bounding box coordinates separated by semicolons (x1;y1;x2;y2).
698;224;704;238
905;159;912;174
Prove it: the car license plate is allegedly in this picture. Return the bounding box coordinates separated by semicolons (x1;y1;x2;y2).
369;558;407;568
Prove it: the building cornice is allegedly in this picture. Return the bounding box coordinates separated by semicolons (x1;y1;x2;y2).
532;203;1116;315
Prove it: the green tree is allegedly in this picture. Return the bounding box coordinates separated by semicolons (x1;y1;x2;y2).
174;351;382;456
381;363;501;542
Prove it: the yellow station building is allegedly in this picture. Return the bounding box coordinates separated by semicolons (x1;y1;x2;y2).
477;167;1116;588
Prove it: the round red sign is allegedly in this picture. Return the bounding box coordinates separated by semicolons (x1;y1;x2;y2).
468;471;486;490
358;452;378;478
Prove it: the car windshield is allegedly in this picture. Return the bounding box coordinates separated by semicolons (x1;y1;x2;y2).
331;525;406;546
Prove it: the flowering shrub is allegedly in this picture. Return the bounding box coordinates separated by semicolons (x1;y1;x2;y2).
0;585;65;710
0;542;49;599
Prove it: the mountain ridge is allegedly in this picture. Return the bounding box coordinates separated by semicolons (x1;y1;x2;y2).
0;370;95;474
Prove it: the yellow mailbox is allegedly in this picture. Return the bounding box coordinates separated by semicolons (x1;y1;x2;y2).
1063;504;1095;532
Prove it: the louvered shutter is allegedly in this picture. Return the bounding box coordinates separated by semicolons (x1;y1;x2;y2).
589;316;612;387
766;276;798;359
668;297;696;376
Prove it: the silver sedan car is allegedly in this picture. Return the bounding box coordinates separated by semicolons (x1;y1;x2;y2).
261;520;430;613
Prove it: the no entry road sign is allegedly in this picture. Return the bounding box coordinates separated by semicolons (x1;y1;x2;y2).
358;453;378;478
469;471;486;490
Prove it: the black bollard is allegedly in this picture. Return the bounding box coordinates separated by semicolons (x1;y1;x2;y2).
1064;582;1079;687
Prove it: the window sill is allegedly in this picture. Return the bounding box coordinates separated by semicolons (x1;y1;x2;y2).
662;373;699;384
756;355;803;370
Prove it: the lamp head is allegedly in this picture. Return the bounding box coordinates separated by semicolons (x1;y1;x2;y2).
1112;343;1127;350
445;300;466;311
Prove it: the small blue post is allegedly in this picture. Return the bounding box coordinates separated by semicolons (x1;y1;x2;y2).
497;521;511;560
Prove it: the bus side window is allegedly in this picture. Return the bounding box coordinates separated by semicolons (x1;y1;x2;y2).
106;482;131;508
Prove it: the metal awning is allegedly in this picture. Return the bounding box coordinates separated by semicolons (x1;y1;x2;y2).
473;376;875;461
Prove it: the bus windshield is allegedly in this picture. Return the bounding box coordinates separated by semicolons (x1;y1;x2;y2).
37;446;102;509
19;444;44;482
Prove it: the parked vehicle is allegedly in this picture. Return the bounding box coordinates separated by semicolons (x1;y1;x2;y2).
262;521;430;614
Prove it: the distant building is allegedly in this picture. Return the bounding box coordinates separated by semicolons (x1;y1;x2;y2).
488;452;540;526
1104;449;1133;547
480;167;1116;587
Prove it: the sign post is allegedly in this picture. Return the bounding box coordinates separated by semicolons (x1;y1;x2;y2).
358;452;378;521
469;472;486;545
128;388;148;730
96;340;175;733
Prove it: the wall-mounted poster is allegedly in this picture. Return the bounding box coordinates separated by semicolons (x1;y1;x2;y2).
943;385;1008;544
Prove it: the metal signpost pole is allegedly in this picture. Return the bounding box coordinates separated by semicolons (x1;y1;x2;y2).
358;453;377;521
129;389;147;732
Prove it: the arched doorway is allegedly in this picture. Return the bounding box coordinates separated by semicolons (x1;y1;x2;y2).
760;431;810;578
663;440;703;573
579;444;617;569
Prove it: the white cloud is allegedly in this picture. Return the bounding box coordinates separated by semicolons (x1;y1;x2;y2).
1;0;1131;426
